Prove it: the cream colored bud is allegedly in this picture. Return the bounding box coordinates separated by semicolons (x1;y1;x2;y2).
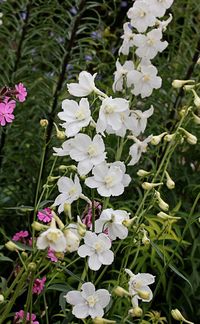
137;290;150;300
5;241;24;252
123;217;136;228
192;89;200;108
183;84;195;91
137;169;151;177
28;262;37;271
53;122;66;139
172;79;195;89
40;119;48;127
21;251;28;259
192;112;200;124
142;230;150;246
113;286;130;297
129;307;143;317
157;211;181;221
0;295;4;304
64;229;80;253
54;251;64;259
164;133;175;142
77;216;87;237
32;221;49;231
151;132;167;145
93;318;116;324
155;191;169;211
171;309;194;324
180;128;197;145
47;176;60;182
165;171;175;189
142;182;163;190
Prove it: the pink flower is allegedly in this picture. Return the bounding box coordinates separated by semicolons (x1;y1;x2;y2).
12;230;29;242
47;248;58;262
0;102;15;126
15;83;27;102
14;310;39;324
32;276;46;295
82;201;102;229
4;96;16;110
37;208;52;223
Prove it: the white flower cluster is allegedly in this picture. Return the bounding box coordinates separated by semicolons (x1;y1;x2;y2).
113;0;174;98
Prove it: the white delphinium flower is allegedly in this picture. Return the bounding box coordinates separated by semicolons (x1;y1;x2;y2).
67;71;105;97
58;98;91;137
127;64;162;98
128;135;152;166
155;14;173;32
36;219;66;252
119;22;135;55
96;97;129;134
95;208;130;240
127;0;156;33
85;161;130;197
64;282;110;319
78;231;114;270
54;175;82;213
113;59;135;92
111;161;131;188
68;134;106;176
125;269;155;306
130;106;154;136
53;138;73;156
105;110;133;138
133;29;168;60
151;0;174;18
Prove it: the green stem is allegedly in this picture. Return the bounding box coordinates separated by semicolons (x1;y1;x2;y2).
22;273;35;324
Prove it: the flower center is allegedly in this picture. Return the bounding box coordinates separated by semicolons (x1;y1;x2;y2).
87;145;97;157
139;10;146;18
104;105;115;114
143;74;150;82
46;231;61;243
68;186;77;196
75;109;85;120
131;279;142;290
94;242;103;253
104;175;114;187
147;38;155;46
86;295;98;307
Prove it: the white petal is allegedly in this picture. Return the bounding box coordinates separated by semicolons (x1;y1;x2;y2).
78;159;93;176
78;244;93;257
84;231;97;246
72;303;89;318
95;289;110;308
88;254;102;271
81;282;95;298
99;250;114;266
89;303;104;318
36;235;48;250
65;291;84;305
108;223;128;240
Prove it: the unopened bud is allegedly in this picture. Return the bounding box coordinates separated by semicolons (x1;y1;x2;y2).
77;216;87;237
53;123;65;139
180;128;197;145
47;176;60;182
151;132;167;145
164;133;175;142
171;309;194;324
113;286;130;297
192;89;200;108
142;182;163;190
183;84;195;91
28;262;37;271
21;251;28;259
165;171;175;189
123;217;136;228
32;221;49;231
93;318;116;324
172;79;195;89
40;119;48;127
64;203;72;219
155;191;169;211
157;211;181;221
137;169;151;177
192;112;200;124
197;57;200;65
142;229;150;246
0;295;4;304
5;241;24;252
137;290;150;300
129;307;143;317
54;251;64;259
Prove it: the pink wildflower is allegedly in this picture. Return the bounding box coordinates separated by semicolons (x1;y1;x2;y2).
14;310;39;324
12;230;29;242
37;207;52;223
15;83;27;102
0;102;15;126
32;276;46;295
47;248;58;262
82;201;102;229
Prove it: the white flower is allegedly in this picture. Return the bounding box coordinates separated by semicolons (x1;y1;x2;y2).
36;220;66;252
95;208;130;240
96;97;129;134
105;110;132;138
127;1;156;33
67;71;97;97
113;59;135;92
128;135;152;166
125;269;155;306
130;106;154;136
127;65;162;98
133;29;168;60
53;138;74;156
54;175;82;213
64;224;81;253
119;23;135;55
155;14;173;32
68;134;106;176
58;98;91;137
64;282;110;319
151;0;174;18
85;161;130;197
78;231;114;271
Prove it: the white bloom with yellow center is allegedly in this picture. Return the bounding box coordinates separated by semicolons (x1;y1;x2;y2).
78;231;114;271
130;106;154;136
127;0;156;33
54;175;82;213
113;59;135;92
64;282;110;319
58;98;91;137
36;221;66;252
67;71;97;97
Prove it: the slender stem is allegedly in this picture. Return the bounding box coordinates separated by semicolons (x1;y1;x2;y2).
43;293;49;324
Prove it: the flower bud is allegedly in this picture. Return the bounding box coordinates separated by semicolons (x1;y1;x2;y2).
180;128;197;145
77;216;87;237
171;309;194;324
192;112;200;124
157;211;181;221
28;262;37;272
123;217;136;228
151;132;167;145
0;295;4;304
192;89;200;108
5;241;24;252
155;191;169;211
113;286;130;297
52;211;65;230
129;307;143;317
137;290;150;300
40;119;48;127
165;171;175;189
137;169;151;177
53;123;66;139
141;229;150;246
47;176;60;182
142;182;163;190
64;203;72;219
32;221;49;231
183;84;195;91
93;318;116;324
64;229;80;253
21;251;28;259
197;56;200;65
164;133;175;142
172;80;194;88
54;251;64;259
